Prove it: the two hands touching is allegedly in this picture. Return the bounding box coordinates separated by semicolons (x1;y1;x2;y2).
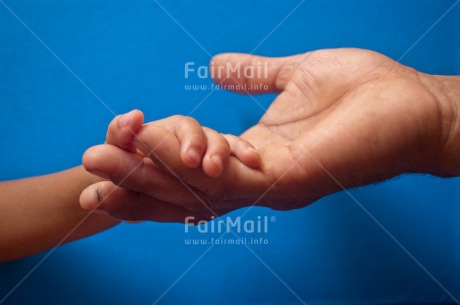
81;111;265;222
2;48;459;261
80;48;460;223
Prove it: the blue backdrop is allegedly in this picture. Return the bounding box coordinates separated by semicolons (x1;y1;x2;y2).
0;1;459;304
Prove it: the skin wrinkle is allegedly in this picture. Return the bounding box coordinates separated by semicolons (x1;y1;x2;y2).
274;52;312;91
279;74;430;195
266;55;382;129
409;79;439;173
95;188;101;202
262;86;339;140
274;60;296;92
292;139;342;197
439;77;459;154
287;143;321;194
276;52;455;201
417;74;454;173
137;155;149;191
247;55;262;88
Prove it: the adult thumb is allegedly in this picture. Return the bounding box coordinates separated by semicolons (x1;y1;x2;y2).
210;53;305;94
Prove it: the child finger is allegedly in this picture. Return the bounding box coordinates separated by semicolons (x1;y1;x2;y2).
105;109;144;152
224;134;262;169
150;115;207;168
83;144;154;192
201;127;231;178
173;116;207;168
133;124;211;185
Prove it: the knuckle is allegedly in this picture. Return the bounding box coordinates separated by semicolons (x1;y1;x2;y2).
187;133;206;146
200;183;230;203
176;116;202;136
216;148;231;158
211;140;230;152
106;125;116;142
171;114;185;121
180;115;198;126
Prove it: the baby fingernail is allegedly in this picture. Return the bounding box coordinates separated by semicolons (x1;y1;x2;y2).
120;110;133;126
211;155;223;174
187;148;201;165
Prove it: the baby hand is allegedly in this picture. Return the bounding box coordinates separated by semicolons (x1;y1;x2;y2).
80;110;268;222
103;109;261;177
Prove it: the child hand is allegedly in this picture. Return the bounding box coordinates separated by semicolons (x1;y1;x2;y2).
104;109;261;177
81;110;268;222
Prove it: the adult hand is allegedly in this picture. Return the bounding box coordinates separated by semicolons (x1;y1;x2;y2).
82;48;460;220
214;48;460;209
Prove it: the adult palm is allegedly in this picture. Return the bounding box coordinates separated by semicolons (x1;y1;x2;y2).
218;48;446;209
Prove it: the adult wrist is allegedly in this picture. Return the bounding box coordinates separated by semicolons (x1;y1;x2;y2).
420;74;460;177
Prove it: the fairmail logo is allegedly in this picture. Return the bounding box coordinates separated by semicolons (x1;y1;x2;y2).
184;215;276;234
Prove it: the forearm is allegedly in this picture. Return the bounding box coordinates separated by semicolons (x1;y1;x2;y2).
0;166;120;262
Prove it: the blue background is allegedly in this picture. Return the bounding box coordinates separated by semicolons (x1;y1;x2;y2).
0;0;459;304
